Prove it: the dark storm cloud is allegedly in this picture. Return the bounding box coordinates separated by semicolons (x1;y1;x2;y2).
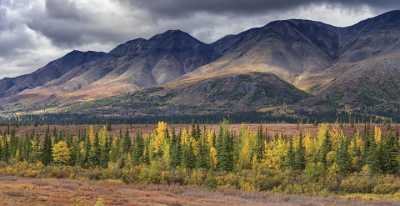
26;0;99;47
45;0;83;20
128;0;400;17
0;2;36;57
0;0;397;78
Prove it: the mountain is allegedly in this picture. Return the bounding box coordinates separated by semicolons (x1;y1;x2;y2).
69;72;309;117
0;50;109;98
0;30;219;113
2;10;400;121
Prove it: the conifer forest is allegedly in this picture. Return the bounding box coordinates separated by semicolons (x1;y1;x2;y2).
0;122;399;198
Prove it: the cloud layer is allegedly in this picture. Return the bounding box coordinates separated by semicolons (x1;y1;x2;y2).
0;0;397;78
130;0;398;16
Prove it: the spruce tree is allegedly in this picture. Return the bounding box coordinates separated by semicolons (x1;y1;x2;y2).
122;129;132;153
286;138;296;170
294;135;306;171
254;126;265;161
336;137;351;175
42;128;53;165
319;131;332;168
132;131;145;164
169;128;181;168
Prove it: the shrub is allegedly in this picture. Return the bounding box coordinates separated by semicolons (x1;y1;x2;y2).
216;173;239;189
256;174;283;191
340;175;376;193
187;170;206;186
373;176;400;194
205;172;218;189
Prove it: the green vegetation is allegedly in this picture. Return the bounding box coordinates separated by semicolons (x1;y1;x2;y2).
0;122;399;197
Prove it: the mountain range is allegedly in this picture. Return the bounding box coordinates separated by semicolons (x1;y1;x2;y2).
1;10;400;121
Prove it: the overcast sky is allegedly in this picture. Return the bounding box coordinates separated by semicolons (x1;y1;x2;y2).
0;0;398;78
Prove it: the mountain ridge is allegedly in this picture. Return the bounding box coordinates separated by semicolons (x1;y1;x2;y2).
1;10;400;121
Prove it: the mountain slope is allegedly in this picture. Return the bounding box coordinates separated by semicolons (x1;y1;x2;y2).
0;50;109;98
178;19;338;90
70;72;309;116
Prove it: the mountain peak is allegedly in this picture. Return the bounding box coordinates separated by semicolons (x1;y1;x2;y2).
65;50;84;56
149;29;202;43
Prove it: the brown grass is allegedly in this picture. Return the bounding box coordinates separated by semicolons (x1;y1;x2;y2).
0;176;398;206
2;123;399;138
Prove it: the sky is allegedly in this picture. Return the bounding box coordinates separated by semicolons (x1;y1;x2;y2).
0;0;398;78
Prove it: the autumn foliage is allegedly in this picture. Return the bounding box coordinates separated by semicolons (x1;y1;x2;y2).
0;122;399;195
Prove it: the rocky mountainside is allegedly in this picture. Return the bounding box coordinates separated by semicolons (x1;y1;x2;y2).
1;10;400;121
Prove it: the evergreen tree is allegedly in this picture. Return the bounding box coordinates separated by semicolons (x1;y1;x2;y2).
294;134;306;171
122;129;132;153
336;137;351;175
319;130;332;168
132;131;144;164
42;127;53;165
169;128;181;168
286;138;296;170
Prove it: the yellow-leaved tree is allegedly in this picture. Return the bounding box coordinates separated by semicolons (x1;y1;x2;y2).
329;124;344;149
304;130;318;161
88;125;96;144
209;146;218;169
317;123;329;146
264;134;287;170
152;121;168;154
374;126;382;144
98;126;108;146
238;128;254;169
181;128;190;146
52;141;71;165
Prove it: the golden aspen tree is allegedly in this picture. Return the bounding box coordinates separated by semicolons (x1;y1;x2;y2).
329;124;344;149
264;134;287;170
303;130;317;161
181;128;190;146
239;133;251;169
88;125;96;144
374;126;382;144
317;123;329;146
206;130;215;147
161;138;171;165
191;138;199;156
52;141;71;165
98;126;108;146
152;121;168;154
209;146;218;169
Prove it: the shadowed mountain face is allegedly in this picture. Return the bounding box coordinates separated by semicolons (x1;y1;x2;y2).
1;10;400;120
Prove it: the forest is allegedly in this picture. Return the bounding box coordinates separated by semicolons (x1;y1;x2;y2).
0;122;399;197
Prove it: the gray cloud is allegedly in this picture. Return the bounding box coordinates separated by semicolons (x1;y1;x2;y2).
0;0;398;79
128;0;400;17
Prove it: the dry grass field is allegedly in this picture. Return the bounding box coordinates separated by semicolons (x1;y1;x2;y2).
2;123;397;138
0;176;399;206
